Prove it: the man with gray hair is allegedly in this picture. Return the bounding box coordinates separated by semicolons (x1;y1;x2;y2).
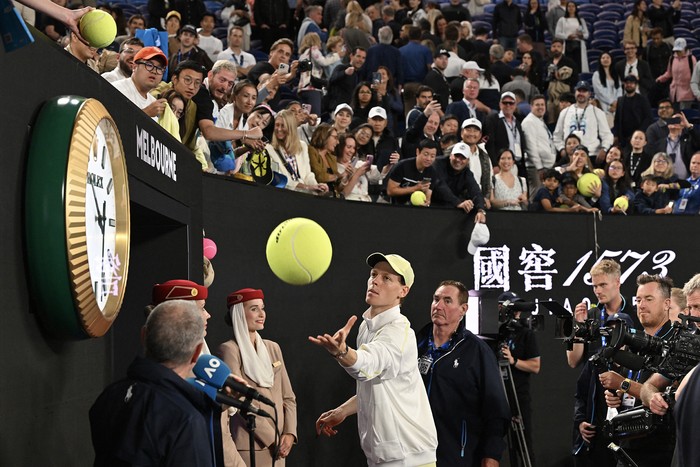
297;5;327;48
361;25;402;83
90;300;223;466
490;43;514;88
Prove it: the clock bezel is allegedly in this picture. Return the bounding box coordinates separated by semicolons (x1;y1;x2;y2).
25;96;130;339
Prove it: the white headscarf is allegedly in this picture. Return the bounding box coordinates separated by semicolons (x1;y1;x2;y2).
230;302;274;388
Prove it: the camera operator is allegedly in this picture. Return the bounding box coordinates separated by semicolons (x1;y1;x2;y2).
572;313;635;467
567;260;640;369
641;273;700;417
567;260;638;467
601;274;675;467
498;291;540;466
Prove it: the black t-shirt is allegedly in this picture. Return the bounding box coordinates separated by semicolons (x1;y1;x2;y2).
192;85;215;124
502;325;539;399
387;158;437;205
248;62;275;86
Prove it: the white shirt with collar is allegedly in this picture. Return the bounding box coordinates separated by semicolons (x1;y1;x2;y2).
522;112;556;170
216;48;257;70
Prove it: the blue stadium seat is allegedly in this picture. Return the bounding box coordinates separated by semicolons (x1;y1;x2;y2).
609;48;624;61
682;108;700;125
578;72;593;83
599;3;624;15
593;30;618;41
597;12;622;22
675;28;693;39
578;4;600;14
250;49;269;62
593;20;617;31
590;39;617;50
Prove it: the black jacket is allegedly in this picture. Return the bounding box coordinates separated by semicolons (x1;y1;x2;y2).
90;356;222;467
431;156;485;210
416;322;509;466
482;112;529;173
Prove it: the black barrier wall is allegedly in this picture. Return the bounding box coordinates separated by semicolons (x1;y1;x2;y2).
2;27;700;467
201;175;700;467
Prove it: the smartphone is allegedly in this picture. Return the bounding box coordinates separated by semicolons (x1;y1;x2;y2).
432;93;440;102
278;63;290;74
667;117;682;125
301;103;312;114
422;177;431;184
372;72;382;84
366;154;374;164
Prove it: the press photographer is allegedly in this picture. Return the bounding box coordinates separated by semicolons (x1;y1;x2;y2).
497;292;540;467
640;273;700;467
597;274;676;467
559;259;639;467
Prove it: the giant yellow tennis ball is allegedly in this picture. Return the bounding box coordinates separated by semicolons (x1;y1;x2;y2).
593;168;605;178
410;190;426;206
79;10;117;49
266;218;332;285
577;173;600;197
614;196;629;212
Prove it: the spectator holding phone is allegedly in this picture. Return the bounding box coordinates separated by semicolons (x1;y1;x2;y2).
386;139;439;205
335;134;383;202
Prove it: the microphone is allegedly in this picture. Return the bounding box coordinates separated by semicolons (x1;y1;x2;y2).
193;355;276;407
612;350;645;371
187;378;272;419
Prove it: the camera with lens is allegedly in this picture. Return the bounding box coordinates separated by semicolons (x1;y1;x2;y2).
498;299;541;359
298;59;313;73
604;314;700;381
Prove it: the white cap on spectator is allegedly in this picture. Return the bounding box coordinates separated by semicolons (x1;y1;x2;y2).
451;142;470;157
501;91;516;102
462;61;484;72
673;37;687;52
333;103;353;119
468;223;490;255
368;107;387;120
462;117;482;130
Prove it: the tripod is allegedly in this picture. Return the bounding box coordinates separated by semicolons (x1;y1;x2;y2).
498;359;532;467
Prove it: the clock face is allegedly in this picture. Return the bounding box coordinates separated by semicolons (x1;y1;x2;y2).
85;120;118;312
25;96;131;339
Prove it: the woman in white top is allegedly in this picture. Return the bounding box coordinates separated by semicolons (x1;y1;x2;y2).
406;0;427;26
592;52;622;126
213;80;262;174
267;109;328;193
555;1;590;73
335;133;382;202
490;149;529;210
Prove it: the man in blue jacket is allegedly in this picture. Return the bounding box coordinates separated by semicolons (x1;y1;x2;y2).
416;280;510;466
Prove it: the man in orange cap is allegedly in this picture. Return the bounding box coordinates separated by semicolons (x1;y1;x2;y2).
112;46;170;119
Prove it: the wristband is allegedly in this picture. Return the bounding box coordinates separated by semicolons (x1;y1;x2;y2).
333;345;349;359
512;357;518;366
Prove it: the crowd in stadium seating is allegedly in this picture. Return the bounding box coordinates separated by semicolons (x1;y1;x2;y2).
25;0;700;215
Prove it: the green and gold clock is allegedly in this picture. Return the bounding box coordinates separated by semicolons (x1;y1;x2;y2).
25;96;131;339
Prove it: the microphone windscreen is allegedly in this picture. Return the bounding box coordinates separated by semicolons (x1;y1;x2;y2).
193;355;232;388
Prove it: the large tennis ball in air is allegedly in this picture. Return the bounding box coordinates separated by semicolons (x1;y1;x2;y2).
266;218;332;285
